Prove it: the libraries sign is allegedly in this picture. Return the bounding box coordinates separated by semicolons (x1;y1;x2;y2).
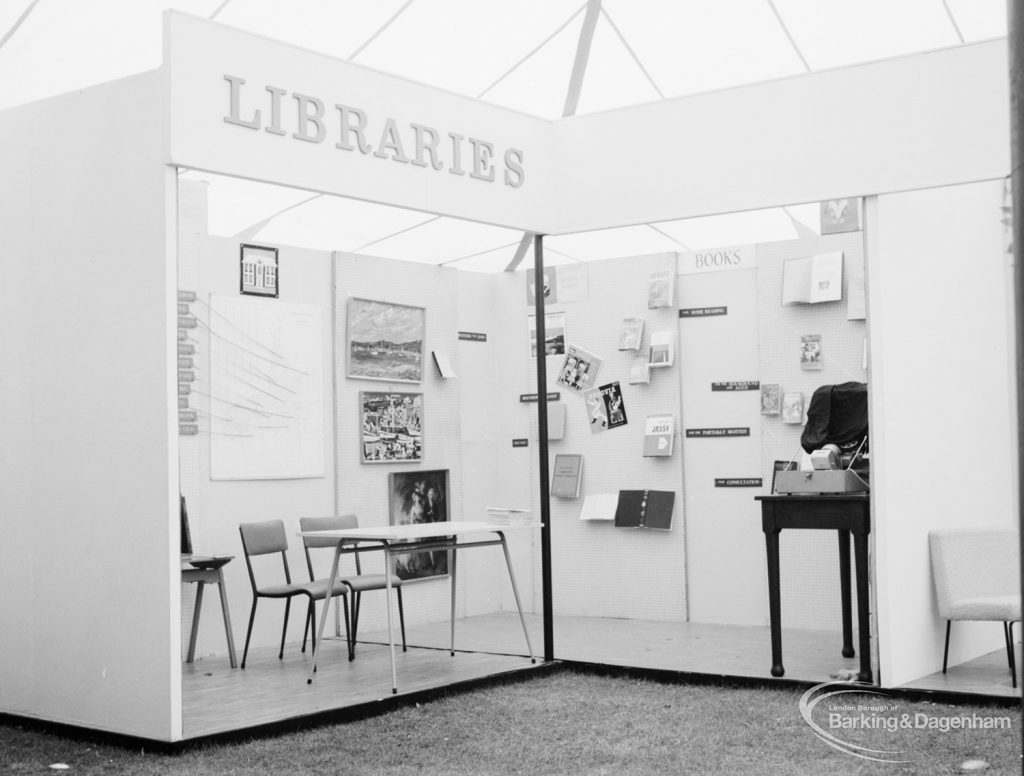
224;75;526;189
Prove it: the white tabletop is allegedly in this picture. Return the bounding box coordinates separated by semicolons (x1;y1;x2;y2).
298;520;542;542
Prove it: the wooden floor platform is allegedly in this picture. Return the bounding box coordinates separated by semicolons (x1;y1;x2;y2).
182;612;1019;739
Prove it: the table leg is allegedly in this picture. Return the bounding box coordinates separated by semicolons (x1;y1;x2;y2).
214;569;238;668
853;530;873;683
838;529;854;658
187;581;204;664
450;540;457;657
307;541;343;685
384;542;398;694
499;532;536;663
765;529;784;677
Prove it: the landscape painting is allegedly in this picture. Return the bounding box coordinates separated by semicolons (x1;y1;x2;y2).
347;298;425;383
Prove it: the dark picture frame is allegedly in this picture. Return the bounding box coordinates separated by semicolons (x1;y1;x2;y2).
239;243;279;297
347;298;426;383
360;391;423;464
387;469;450;582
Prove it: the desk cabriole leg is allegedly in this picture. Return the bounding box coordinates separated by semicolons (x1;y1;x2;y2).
187;581;204;664
450;540;457;657
765;528;784;677
838;529;854;658
499;532;536;664
384;542;398;694
853;530;872;683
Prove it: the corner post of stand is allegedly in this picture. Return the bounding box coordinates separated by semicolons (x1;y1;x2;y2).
533;234;555;662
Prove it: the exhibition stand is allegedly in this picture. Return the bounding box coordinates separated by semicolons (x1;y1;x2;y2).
0;12;1016;742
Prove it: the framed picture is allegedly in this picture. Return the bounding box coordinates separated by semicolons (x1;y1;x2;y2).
388;469;450;582
347;298;425;383
239;243;279;297
360;392;422;464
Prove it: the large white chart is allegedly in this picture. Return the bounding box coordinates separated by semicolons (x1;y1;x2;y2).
209;296;324;479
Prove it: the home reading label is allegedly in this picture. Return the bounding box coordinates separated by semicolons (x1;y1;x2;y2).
519;392;561;402
711;381;760;391
458;331;487;342
686;428;750;438
714;478;763;487
512;438;529;447
679;306;728;318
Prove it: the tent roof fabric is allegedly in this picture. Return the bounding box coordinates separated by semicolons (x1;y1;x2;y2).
1;0;1007;270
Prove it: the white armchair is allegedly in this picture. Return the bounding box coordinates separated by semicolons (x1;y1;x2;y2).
929;527;1021;687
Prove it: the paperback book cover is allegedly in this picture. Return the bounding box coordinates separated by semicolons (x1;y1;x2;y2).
614;489;675;530
628;356;651;385
551;453;584;498
782;392;804;424
618;317;645;350
760;383;781;415
643;414;674;457
648;270;675;309
584;381;627;432
648;331;674;368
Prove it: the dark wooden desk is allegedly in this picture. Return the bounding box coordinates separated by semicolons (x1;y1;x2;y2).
181;558;237;668
755;494;871;683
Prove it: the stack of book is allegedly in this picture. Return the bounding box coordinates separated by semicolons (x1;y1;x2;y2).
485;507;533;526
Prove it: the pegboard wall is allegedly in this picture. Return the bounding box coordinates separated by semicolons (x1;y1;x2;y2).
520;253;688;623
756;231;868;631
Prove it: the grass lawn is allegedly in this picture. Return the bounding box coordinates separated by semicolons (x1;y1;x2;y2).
2;670;1020;775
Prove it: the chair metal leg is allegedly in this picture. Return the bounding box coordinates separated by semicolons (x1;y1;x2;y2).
241;599;258;669
351;592;362;647
942;620;951;673
343;595;354;661
303;601;316;654
397;587;407;651
279;598;292;660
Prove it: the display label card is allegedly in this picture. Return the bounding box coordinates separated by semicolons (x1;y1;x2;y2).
179;423;199;436
178;384;191;396
178;397;190;409
714;478;763;487
178;370;196;383
177;289;197;303
512;438;529;447
711;381;759;391
178;316;198;329
179;410;198;423
686;428;750;438
520;392;561;403
458;331;487;342
178;343;195;356
680;306;728;318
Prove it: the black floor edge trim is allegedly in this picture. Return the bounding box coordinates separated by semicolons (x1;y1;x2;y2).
3;658;1017;752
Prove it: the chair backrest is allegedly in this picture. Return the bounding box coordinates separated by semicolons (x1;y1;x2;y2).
239;519;292;592
929;527;1021;618
299;514;360;581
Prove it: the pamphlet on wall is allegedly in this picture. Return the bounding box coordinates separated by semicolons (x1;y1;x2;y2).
782;392;804;424
578;493;618;522
643;414;675;457
648;270;675;309
628;356;651;385
648;331;674;368
800;334;823;371
618;317;645;350
760;383;781;416
555;344;603;393
551;453;584;498
782;252;844;305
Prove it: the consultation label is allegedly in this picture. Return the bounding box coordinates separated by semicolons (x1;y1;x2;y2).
715;478;763;488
